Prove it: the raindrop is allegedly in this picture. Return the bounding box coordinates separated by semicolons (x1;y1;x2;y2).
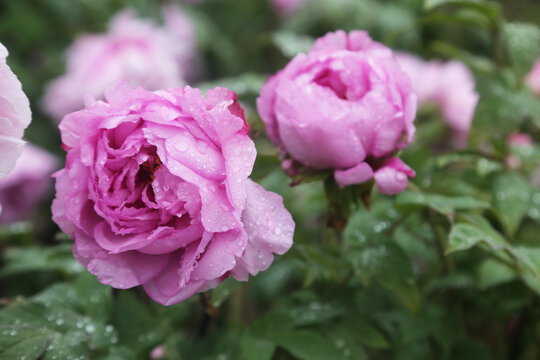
175;141;188;152
84;324;96;334
196;140;208;154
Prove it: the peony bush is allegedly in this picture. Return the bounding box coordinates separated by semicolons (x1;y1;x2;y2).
2;1;540;360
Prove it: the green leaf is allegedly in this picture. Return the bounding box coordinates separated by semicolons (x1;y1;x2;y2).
251;154;281;181
209;277;240;308
339;318;389;349
430;41;496;73
0;244;83;278
272;31;314;58
266;330;348;360
295;244;341;285
512;246;540;296
322;325;368;360
196;73;266;97
504;22;540;79
436;153;503;176
285;303;344;327
111;291;165;353
396;191;491;215
0;326;49;360
239;332;275;360
424;0;501;23
447;223;507;254
476;259;516;289
33;272;112;322
345;209;420;311
352;243;421;312
492;173;531;236
528;190;540;221
447;216;540;295
0;301;113;360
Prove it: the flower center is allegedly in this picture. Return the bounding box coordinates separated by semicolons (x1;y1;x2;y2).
137;153;162;184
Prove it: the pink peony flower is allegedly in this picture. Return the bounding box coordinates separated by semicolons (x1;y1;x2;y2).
51;83;294;305
0;144;58;223
257;30;417;195
526;58;540;95
508;132;533;147
395;52;479;145
43;7;196;122
271;0;305;16
0;43;31;179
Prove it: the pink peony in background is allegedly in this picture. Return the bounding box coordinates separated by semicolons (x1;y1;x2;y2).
395;52;479;145
271;0;305;16
51;83;294;305
257;30;417;195
0;144;58;223
0;42;31;180
526;58;540;96
42;7;196;122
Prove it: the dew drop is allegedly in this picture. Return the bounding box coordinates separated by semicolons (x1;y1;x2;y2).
175;141;188;152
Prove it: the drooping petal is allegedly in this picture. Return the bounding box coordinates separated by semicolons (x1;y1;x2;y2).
231;180;294;281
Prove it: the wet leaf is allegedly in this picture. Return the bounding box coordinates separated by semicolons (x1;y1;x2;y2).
396;191;491;215
272;31;314;58
504;22;540;78
492;172;531;236
239;332;275;360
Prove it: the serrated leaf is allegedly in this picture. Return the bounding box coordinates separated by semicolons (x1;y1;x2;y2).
504;22;540;78
272;31;314;58
396;191;491;215
239;332;275;360
492;173;531;236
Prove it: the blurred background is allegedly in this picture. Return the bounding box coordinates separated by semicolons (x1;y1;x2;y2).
1;0;540;359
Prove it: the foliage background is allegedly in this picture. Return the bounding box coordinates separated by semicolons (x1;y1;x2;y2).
1;0;540;359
